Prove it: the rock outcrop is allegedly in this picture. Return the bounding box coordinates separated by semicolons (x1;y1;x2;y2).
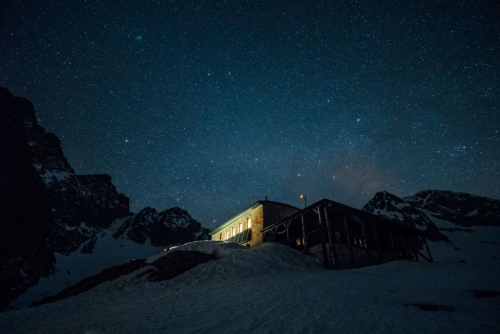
362;189;500;242
0;89;55;310
34;250;217;307
405;190;500;227
0;88;208;311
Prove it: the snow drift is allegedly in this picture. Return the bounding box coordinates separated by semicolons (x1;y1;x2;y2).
1;230;499;334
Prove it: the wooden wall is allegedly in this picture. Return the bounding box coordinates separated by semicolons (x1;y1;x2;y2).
263;200;427;269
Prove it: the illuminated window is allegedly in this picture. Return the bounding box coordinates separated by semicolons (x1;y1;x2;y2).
226;230;229;240
232;227;235;236
247;218;252;229
295;238;302;246
239;223;243;233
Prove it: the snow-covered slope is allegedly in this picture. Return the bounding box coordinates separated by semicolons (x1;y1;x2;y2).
364;189;500;238
1;236;499;334
362;191;430;228
30;242;323;308
9;219;164;308
149;241;323;282
0;88;209;310
2;189;500;332
405;190;500;227
9;205;209;309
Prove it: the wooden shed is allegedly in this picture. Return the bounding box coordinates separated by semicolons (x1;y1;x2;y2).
261;198;433;269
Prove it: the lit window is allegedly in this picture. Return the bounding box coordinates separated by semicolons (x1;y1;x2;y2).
232;227;235;236
239;223;243;233
296;238;302;246
247;218;252;229
226;230;229;240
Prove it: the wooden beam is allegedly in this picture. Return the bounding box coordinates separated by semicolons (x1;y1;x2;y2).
300;214;308;254
285;220;290;247
387;225;396;260
323;206;337;269
416;251;431;262
360;220;372;264
421;236;434;263
263;228;276;243
371;223;383;262
401;230;413;261
343;214;356;268
317;205;330;269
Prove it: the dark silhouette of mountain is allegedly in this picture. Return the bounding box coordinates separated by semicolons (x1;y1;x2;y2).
405;190;500;227
363;190;500;242
0;88;208;311
0;89;55;312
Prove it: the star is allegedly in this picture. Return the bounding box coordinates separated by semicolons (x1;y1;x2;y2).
2;0;497;227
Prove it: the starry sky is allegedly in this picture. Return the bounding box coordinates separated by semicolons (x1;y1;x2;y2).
1;0;499;228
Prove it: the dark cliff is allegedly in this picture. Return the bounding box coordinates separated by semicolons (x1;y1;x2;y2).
0;88;208;310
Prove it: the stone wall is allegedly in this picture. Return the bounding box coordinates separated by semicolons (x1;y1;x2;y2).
262;202;300;229
210;201;300;248
210;205;264;247
247;205;264;247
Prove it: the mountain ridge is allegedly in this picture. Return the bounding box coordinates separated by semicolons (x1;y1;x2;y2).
362;189;500;243
0;88;208;310
2;87;498;311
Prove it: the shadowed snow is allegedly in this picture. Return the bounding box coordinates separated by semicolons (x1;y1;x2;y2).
1;232;499;333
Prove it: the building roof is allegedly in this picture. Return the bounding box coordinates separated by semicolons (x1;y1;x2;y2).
209;200;299;235
261;198;422;234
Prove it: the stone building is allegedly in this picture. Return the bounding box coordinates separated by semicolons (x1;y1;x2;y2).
209;199;300;247
261;198;433;269
210;197;432;270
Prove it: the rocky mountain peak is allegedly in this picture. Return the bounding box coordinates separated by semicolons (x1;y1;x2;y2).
362;190;449;242
362;191;425;228
0;88;36;125
1;88;56;311
0;88;208;311
364;189;500;242
404;190;500;227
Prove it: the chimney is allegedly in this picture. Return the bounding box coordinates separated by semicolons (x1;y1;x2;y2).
265;196;268;201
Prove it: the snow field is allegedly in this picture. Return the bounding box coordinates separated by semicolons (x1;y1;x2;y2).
10;218;165;308
1;235;499;334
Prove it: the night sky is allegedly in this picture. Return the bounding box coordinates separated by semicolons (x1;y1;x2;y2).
1;0;499;228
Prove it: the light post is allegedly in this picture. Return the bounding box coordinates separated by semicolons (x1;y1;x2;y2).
300;194;307;208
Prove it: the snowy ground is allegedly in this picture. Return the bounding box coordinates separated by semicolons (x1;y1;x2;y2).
1;227;499;334
10;218;165;308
